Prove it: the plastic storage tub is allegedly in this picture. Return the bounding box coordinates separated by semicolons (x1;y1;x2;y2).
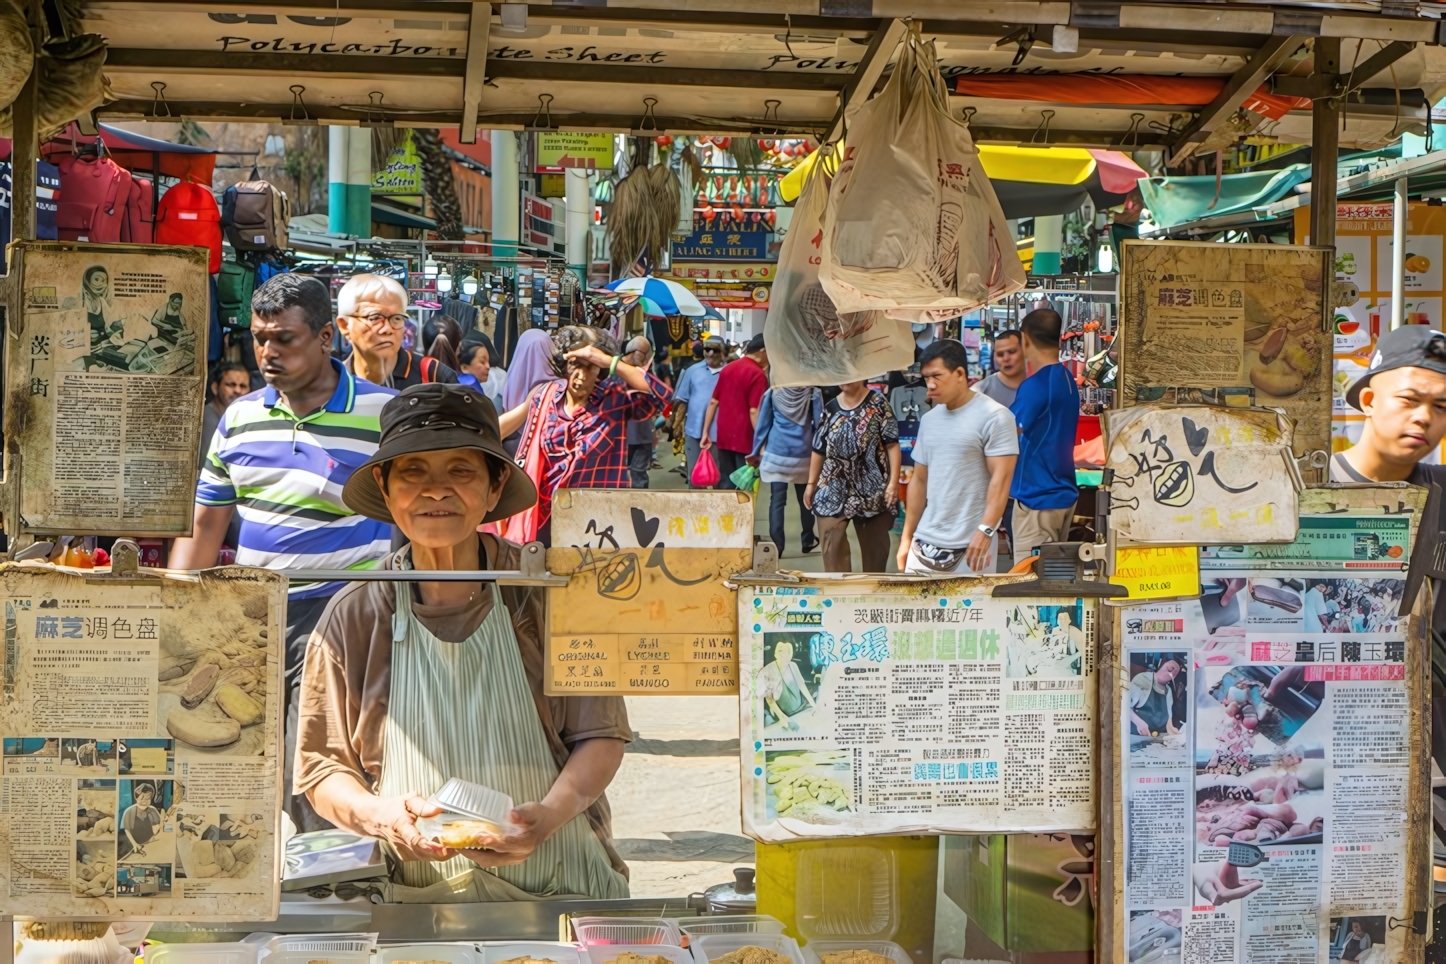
689;933;807;964
484;942;584;964
678;918;786;941
259;932;376;964
572;919;682;947
802;941;910;964
146;945;259;964
375;944;481;964
583;945;694;964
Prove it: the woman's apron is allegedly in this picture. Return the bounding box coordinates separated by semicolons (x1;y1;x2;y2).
375;582;629;902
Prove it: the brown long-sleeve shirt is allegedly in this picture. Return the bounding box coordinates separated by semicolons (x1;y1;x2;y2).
294;536;632;876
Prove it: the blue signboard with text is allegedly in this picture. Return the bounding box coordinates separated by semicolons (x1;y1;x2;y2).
671;219;773;262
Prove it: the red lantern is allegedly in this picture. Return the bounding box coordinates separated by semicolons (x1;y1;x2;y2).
656;135;673;147
766;210;777;227
702;205;716;222
718;136;732;149
731;203;745;221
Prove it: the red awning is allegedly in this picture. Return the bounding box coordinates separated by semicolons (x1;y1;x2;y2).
1088;149;1147;195
17;123;219;183
954;75;1309;121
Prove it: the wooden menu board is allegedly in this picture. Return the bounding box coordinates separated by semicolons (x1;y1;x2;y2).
1118;240;1332;465
545;547;750;695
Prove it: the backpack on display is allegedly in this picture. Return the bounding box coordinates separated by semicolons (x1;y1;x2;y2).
221;179;290;252
216;259;256;329
157;181;222;272
119;173;154;244
55;153;131;243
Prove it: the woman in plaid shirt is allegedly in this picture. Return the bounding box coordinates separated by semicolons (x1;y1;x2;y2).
498;326;670;544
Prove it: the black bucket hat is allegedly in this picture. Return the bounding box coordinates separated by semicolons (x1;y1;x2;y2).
342;383;537;525
1345;324;1446;410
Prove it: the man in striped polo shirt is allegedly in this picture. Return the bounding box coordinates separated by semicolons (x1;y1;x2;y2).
172;273;395;827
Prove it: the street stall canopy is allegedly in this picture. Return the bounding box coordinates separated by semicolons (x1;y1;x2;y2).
65;1;1446;155
2;121;216;182
1137;163;1312;228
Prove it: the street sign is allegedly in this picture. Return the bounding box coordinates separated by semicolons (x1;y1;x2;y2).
536;132;615;172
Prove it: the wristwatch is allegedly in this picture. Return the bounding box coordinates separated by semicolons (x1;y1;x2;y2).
977;522;998;538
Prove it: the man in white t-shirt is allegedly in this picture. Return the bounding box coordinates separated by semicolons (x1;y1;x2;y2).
897;339;1019;575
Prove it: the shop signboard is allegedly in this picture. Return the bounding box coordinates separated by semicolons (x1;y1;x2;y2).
1118;240;1333;469
522;194;558;252
0;563;285;919
535;132;614;172
671;224;772;262
739;579;1097;840
1294;201;1446;456
544;490;753;696
8;242;209;536
1103;405;1300;545
371;131;422;194
1110;485;1431;963
673;263;775;281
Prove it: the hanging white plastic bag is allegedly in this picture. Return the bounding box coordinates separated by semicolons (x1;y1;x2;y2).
764;155;915;387
820;33;1025;321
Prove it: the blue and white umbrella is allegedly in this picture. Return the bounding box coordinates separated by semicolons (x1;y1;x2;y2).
605;276;706;317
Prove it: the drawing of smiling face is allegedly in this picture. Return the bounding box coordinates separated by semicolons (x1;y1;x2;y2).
1153;460;1195;507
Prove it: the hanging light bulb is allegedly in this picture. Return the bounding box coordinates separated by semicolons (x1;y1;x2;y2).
436;268;454;294
423;257;439;279
1097;240;1114;274
461;270;480;296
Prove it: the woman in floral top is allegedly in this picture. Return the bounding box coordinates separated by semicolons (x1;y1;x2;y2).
803;380;901;573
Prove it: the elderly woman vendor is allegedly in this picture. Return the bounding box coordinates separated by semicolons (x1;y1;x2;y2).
294;383;630;901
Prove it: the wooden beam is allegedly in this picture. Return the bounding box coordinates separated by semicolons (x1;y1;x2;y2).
1167;33;1305;165
459;0;488;143
1310;37;1341;249
102;47;848;90
1346;39;1415;93
824;17;905;142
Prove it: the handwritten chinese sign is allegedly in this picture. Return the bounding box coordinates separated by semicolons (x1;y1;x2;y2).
551;489;753;549
546;547;750;695
1103;405;1299;545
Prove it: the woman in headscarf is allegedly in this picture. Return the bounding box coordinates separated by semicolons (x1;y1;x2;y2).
750;386;822;556
499;328;561;457
497;326;670;545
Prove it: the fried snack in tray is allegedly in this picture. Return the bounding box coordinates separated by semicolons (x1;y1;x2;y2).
432;818;501;849
495;957;559;964
712;947;793;964
605;954;672;964
819;951;892;964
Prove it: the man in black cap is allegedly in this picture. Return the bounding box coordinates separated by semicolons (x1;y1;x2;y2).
1332;325;1446;486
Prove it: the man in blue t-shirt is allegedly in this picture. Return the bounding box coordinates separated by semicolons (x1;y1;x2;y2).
1009;308;1080;558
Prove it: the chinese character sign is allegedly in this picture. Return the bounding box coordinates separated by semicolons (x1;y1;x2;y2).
740;581;1096;841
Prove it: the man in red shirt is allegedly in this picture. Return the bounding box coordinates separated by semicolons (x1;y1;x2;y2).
701;333;768;489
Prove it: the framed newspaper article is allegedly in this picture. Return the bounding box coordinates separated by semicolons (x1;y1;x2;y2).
739;576;1097;841
1104;485;1432;963
1118;240;1333;468
7;241;209;537
0;562;285;920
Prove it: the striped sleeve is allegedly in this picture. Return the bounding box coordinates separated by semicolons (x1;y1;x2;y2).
196;405;237;506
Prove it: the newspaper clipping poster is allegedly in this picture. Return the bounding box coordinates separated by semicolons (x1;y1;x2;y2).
13;241;208;536
1119;241;1332;463
740;580;1096;842
1120;499;1423;963
0;564;285;920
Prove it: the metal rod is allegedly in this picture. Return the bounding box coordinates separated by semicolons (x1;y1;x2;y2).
1392;175;1409;330
284;569;542;582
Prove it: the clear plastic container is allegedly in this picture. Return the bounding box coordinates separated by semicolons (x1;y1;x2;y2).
793;848;897;942
259;932;377;964
582;945;694;964
689;933;807;964
572;919;682;947
678;918;786;941
483;942;583;964
375;944;480;964
802;941;910;964
146;944;258;964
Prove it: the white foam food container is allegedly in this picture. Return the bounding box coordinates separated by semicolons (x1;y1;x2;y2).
259;931;377;964
146;944;259;964
689;933;807;964
483;941;584;964
375;943;481;964
582;945;695;964
802;940;910;964
678;918;786;941
572;919;682;947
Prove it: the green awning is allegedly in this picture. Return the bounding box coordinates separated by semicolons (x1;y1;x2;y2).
371;202;436;231
1138;164;1310;229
